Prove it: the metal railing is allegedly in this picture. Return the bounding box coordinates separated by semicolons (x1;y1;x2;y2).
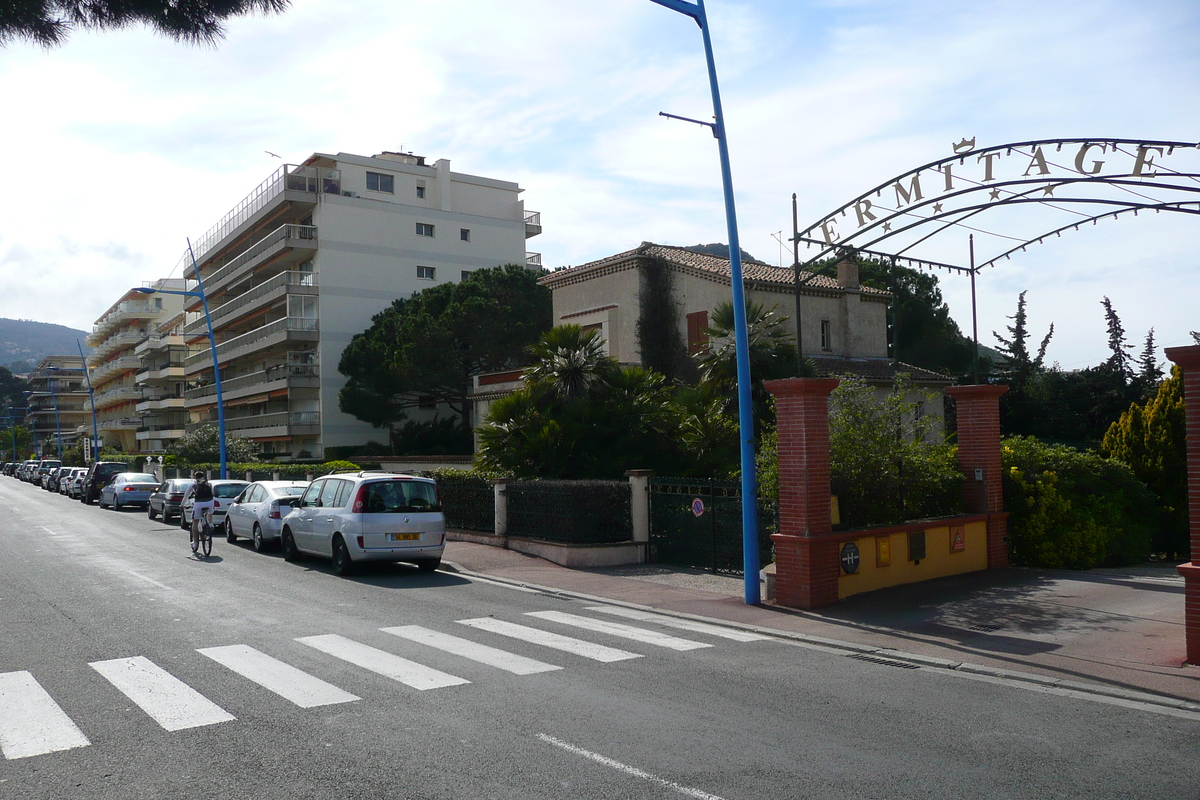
526;252;542;267
186;270;317;334
222;411;320;432
187;166;338;268
184;316;319;369
89;356;143;384
193;224;318;293
507;480;632;544
184;363;319;400
99;417;140;430
524;210;542;236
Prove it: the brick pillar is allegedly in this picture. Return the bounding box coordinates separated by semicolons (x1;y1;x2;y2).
764;378;840;609
946;385;1009;569
1166;345;1200;665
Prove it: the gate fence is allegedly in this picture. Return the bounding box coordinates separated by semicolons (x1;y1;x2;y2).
507;479;632;544
649;477;776;574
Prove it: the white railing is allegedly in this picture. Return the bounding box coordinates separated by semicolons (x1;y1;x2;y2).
524;210;542;237
186;166;338;268
184;363;319;401
192;224;318;291
185;270;317;334
184;316;319;369
222;411;320;432
526;252;542;267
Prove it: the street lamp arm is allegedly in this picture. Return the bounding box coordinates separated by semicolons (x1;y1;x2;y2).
647;0;702;24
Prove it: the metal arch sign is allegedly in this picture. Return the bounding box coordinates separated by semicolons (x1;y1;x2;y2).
795;138;1200;270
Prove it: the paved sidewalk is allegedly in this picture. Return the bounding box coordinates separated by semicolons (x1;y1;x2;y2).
442;539;1199;706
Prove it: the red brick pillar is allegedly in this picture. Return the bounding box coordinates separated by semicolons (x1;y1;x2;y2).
946;385;1009;569
764;378;840;608
1166;345;1200;665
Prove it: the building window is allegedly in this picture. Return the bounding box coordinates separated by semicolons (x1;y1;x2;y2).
460;228;470;242
461;270;472;281
417;266;436;280
687;310;709;355
820;319;832;351
416;222;435;237
366;172;394;193
416;184;426;199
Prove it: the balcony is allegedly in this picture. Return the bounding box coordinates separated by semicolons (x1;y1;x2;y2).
136;395;186;414
91;385;142;411
188;165;338;267
221;411;320;437
197;224;319;299
89;329;148;361
524;210;542;238
184;270;318;336
526;252;542;268
89;355;143;385
136;364;186;384
184;317;319;372
184;363;319;403
135;332;184;356
136;427;185;442
87;302;159;344
99;417;140;431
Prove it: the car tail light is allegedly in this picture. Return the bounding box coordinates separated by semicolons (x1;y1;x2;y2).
268;501;281;520
352;485;369;513
123;486;137;492
214;500;221;508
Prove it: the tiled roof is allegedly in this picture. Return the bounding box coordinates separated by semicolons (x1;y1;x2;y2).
807;355;955;385
541;242;889;296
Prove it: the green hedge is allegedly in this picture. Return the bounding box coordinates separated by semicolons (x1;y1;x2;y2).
163;460;362;479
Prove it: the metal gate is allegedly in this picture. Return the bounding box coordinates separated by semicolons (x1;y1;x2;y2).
648;478;775;574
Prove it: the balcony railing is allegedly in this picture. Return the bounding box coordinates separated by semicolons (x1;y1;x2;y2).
183;316;320;370
184;363;319;401
524;210;542;238
89;329;148;360
88;302;158;342
193;224;318;295
99;417;140;430
526;252;542;268
222;411;320;433
185;270;317;335
187;165;338;268
89;355;143;385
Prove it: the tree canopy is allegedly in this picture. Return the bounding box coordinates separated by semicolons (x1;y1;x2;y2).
338;265;552;447
1;0;289;47
169;422;259;463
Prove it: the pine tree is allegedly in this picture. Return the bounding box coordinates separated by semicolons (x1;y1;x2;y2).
1136;328;1163;390
994;290;1053;390
1101;297;1132;381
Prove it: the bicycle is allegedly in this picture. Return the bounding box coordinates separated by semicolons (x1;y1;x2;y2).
191;507;214;558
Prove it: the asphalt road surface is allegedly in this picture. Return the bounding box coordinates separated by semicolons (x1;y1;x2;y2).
1;477;1196;800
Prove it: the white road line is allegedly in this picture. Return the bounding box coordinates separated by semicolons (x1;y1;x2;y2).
457;618;642;663
584;606;772;642
525;611;712;651
295;634;469;690
197;645;360;708
0;671;91;760
127;571;172;590
89;656;235;731
538;734;726;800
380;626;562;675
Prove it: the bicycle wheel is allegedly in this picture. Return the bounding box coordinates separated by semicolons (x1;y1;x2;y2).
201;524;213;557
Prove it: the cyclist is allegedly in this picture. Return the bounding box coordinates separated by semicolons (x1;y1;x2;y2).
190;471;215;554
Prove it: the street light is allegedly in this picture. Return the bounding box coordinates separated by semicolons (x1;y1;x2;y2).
133;240;227;479
77;339;101;464
648;0;760;603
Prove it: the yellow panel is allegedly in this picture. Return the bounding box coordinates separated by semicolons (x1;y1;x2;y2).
838;519;989;599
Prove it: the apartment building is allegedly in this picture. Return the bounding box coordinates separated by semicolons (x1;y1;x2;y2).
179;150;540;459
134;312;189;453
27;355;92;457
85;282;186;453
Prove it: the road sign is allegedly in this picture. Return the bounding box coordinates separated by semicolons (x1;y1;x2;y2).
840;542;861;574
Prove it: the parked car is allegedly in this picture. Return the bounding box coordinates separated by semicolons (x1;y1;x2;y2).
41;466;62;491
280;472;445;576
81;462;129;505
34;459;61;486
18;460;37;481
147;478;195;523
223;480;310;552
179;480;250;530
67;468;88;498
99;472;161;510
58;467;84;494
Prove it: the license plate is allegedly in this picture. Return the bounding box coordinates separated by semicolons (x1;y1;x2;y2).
388;533;420;542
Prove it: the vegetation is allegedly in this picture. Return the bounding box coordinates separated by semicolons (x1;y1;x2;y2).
1;0;290;47
0;367;31;409
338;265;551;451
168;423;259;463
1001;436;1156;569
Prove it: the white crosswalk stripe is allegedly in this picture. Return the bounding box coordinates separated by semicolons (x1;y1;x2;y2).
525;611;712;651
584;606;773;642
457;617;642;662
198;645;360;708
89;656;235;731
381;625;562;675
0;671;91;760
296;634;470;690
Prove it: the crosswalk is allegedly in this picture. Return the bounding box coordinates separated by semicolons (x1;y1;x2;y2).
1;605;773;760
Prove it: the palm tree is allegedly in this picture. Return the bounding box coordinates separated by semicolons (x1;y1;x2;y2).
524;325;615;401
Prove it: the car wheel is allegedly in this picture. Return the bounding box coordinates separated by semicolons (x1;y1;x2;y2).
281;528;300;562
252;524;266;553
148;503;157;520
331;536;354;577
225;518;237;543
415;558;441;573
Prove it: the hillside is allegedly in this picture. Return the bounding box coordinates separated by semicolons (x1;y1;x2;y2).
0;318;92;373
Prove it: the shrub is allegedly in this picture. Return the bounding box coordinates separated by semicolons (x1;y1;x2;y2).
1001;436;1155;568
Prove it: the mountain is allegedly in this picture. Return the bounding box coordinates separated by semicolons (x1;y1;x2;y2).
681;242;763;264
0;319;92;373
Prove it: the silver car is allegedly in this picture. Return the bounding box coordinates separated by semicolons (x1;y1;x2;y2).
98;472;160;510
179;480;251;529
223;480;310;552
280;472;445;576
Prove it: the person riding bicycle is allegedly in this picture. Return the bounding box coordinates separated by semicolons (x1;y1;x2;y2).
190;471;215;553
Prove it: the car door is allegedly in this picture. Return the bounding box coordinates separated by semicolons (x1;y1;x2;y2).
227;485;255;535
309;479;348;558
290;480;325;552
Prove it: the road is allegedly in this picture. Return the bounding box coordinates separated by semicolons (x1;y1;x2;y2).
0;476;1196;800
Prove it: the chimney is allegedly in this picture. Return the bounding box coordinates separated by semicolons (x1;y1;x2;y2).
836;258;859;290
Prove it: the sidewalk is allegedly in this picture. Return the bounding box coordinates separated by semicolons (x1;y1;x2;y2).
441;539;1199;706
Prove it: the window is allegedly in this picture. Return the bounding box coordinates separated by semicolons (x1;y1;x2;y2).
460;228;470;242
301;481;323;507
366;172;394;193
820;319;832;351
332;480;354;509
416;184;426;199
416;222;435;237
686;311;709;355
417;266;436;280
318;480;343;509
461;270;472;282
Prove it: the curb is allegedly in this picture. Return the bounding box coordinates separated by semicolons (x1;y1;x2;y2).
440;560;1200;714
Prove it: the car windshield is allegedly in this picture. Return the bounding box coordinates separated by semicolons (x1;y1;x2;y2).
214;484;248;498
360;480;441;513
124;474;158;482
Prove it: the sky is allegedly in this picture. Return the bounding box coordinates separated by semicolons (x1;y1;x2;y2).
0;0;1197;370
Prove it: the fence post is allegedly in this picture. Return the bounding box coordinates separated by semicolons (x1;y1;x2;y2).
245;470;252;482
494;478;509;536
625;470;653;564
273;470;280;481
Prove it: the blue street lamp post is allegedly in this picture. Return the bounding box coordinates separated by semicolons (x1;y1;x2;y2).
2;408;30;461
77;340;101;464
648;0;760;603
133;245;226;479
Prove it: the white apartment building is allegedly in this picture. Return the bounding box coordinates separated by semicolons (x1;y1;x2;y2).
27;355;91;457
85;282;186;453
180;151;541;459
134;312;188;453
